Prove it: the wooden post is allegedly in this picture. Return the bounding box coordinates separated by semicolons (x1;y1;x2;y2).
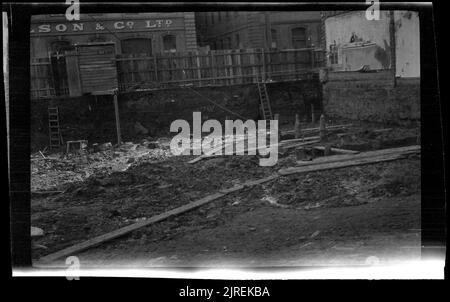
274;113;281;142
319;114;326;141
311;103;315;124
262;48;266;82
210;51;216;85
154;55;158;82
227;50;234;85
294;113;302;139
249;49;257;83
236;49;243;84
195;50;202;87
113;91;122;145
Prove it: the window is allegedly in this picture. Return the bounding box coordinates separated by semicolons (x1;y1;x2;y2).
210;12;215;25
291;27;307;49
218;12;222;21
271;29;277;48
224;37;232;49
121;38;152;55
163;35;177;52
235;33;240;48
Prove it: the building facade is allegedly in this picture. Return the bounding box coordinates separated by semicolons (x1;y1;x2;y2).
30;12;198;59
195;11;323;50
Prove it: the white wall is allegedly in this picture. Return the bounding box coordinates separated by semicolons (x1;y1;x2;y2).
395;11;420;77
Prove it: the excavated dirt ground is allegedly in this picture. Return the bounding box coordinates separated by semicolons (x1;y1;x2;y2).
31;122;421;267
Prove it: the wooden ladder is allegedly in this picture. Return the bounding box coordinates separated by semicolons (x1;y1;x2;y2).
256;81;273;122
48;107;63;150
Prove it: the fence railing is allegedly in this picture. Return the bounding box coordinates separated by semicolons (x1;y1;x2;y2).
31;48;325;99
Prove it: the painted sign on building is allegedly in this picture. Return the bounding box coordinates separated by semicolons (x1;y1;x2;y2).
30;18;181;35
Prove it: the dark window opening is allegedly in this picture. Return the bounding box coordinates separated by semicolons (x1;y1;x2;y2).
271;29;277;48
121;38;152;55
163;35;177;52
235;33;240;48
292;27;307;49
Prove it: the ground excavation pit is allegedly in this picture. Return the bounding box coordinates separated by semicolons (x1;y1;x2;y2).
31;122;421;267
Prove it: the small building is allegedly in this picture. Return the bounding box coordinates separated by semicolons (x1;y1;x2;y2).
323;10;420;78
195;11;323;50
30;12;198;59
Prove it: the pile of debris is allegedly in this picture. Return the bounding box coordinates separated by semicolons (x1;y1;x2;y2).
31;138;172;192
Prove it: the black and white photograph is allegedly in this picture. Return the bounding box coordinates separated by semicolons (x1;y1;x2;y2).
4;1;446;282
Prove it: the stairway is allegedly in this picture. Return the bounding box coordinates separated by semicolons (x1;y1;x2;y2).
48;107;63;150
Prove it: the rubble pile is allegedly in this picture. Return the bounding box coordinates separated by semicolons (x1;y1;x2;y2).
31;138;172;192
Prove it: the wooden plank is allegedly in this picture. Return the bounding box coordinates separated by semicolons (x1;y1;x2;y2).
38;191;227;263
279;152;417;176
313;146;360;155
65;52;82;97
295;145;420;167
281;124;353;136
279;136;320;144
279;145;420;175
113;93;122;145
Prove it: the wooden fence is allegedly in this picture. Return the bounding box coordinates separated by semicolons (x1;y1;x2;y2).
31;48;325;99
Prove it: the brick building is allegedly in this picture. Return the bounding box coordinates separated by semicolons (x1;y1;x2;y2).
30;12;198;59
195;11;323;50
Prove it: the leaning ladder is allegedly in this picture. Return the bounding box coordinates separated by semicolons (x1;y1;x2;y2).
48;107;63;150
256;81;273;121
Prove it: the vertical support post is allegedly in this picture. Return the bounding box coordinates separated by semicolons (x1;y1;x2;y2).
389;11;397;86
113;90;122;145
249;49;257;83
262;48;266;82
319;114;326;141
195;50;202;87
311;103;315;124
154;55;158;83
236;49;243;84
294;113;302;139
227;50;234;85
210;51;216;85
274;113;280;143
